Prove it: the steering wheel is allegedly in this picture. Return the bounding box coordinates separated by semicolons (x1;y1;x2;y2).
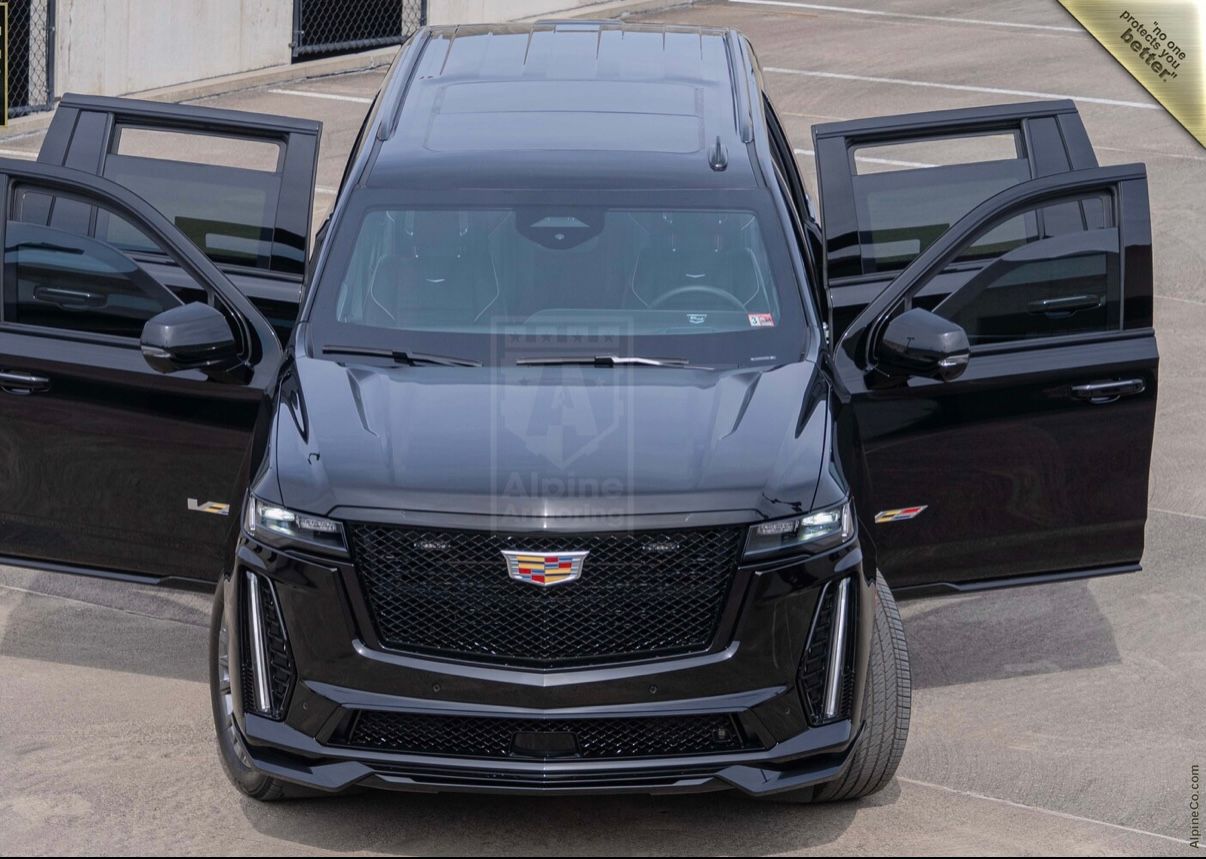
649;285;746;311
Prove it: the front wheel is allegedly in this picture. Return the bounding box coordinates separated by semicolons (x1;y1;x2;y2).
773;571;912;803
208;580;293;801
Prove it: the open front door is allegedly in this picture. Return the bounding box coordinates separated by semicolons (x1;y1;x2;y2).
832;160;1156;594
38;95;321;340
0;159;282;586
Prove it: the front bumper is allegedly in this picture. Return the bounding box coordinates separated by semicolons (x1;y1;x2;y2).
238;709;860;797
224;524;874;797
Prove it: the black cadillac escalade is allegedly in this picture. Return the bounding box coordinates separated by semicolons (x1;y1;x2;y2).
0;21;1157;802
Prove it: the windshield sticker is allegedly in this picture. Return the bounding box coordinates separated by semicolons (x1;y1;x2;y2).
687;313;707;325
748;313;775;328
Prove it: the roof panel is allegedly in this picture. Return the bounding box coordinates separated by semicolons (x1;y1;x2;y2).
370;21;756;190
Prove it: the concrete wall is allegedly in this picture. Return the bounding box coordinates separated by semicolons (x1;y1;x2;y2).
426;0;603;25
51;0;604;99
54;0;293;97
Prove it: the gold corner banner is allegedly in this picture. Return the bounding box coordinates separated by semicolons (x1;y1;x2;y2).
1059;1;1205;146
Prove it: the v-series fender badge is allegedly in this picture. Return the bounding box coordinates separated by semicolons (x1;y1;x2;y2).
188;498;231;516
875;506;927;524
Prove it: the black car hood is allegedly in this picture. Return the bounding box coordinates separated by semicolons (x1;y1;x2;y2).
270;356;830;525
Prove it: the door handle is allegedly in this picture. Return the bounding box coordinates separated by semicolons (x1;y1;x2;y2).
0;370;51;394
1070;378;1145;404
1027;294;1104;318
33;285;106;308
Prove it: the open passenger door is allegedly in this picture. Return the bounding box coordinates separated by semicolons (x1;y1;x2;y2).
812;103;1156;594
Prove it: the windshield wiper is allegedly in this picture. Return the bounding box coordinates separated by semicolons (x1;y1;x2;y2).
322;345;481;367
516;355;703;368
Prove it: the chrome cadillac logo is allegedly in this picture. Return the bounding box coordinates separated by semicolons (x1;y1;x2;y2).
501;550;588;587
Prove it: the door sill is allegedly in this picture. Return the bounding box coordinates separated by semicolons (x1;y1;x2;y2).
893;563;1141;599
0;553;213;592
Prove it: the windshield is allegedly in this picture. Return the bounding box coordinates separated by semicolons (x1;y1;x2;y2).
309;192;808;367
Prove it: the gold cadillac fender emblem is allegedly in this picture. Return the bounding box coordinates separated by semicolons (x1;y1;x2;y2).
874;506;927;524
187;498;231;516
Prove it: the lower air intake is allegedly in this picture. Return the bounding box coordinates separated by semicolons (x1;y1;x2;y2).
798;576;855;724
338;711;761;760
242;571;294;719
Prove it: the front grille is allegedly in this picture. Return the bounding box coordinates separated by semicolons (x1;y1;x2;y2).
339;711;759;759
348;524;744;667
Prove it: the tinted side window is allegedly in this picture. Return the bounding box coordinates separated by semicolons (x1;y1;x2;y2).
99;124;301;275
3;187;182;339
851;132;1030;274
932;193;1120;345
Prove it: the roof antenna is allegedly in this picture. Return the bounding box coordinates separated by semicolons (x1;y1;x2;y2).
708;136;728;172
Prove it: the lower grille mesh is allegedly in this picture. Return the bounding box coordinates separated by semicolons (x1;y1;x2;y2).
241;573;294;719
259;577;293;716
340;711;760;760
797;578;854;724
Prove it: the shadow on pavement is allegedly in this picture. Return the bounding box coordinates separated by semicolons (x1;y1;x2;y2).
239;779;893;855
901;580;1121;689
0;569;209;683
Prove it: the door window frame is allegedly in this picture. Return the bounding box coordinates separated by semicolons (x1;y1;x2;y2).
38;94;321;284
0;162;278;367
924;191;1123;351
832;164;1151;372
812;100;1100;286
1;179;190;348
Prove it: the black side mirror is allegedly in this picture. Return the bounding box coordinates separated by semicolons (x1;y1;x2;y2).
141;302;241;375
878;308;970;382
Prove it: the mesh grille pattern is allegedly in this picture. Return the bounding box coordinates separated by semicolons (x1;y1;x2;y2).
294;0;425;58
241;574;294;719
258;577;294;717
798;587;834;722
797;580;854;724
342;711;758;759
349;525;744;667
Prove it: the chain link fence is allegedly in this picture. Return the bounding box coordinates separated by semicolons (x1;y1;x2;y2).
8;0;55;116
293;0;425;59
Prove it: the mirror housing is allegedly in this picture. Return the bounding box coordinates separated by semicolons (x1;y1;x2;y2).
878;308;970;382
141;302;241;375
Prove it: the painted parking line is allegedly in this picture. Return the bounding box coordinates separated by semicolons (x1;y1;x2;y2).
793;147;935;169
0;148;37;158
765;67;1159;110
729;0;1081;33
269;88;373;104
898;778;1188;847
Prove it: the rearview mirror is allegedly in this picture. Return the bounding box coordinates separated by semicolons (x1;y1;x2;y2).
878;308;970;382
141;302;241;375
